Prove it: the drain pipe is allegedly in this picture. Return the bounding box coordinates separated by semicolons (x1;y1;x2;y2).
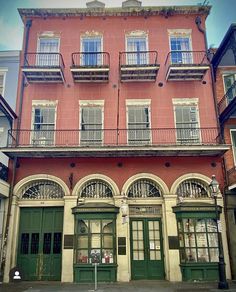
1;18;32;282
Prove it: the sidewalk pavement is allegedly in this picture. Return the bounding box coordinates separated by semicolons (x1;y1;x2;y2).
1;281;236;292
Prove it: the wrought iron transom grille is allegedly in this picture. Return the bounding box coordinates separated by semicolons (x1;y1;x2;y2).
127;179;162;198
129;205;162;217
21;180;65;200
176;179;209;199
79;180;113;199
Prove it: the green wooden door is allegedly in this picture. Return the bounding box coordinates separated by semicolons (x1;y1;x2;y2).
130;218;165;280
17;207;63;281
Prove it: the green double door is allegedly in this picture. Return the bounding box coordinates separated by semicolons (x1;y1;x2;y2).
130;218;165;280
17;207;63;281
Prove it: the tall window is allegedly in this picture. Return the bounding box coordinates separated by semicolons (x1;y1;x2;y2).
178;218;219;263
170;36;192;64
81;37;102;66
32;107;56;145
175;105;200;144
75;218;116;265
126;36;147;65
0;72;6;96
127;105;150;144
223;74;236;104
80;107;103;145
230;130;236;165
37;37;60;66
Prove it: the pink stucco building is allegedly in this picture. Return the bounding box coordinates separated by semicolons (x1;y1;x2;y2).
1;0;231;284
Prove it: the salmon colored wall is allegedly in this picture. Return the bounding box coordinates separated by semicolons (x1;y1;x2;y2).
14;156;223;192
17;14;217;132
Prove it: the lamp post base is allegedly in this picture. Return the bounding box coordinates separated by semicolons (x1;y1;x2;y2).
218;281;229;290
218;256;229;290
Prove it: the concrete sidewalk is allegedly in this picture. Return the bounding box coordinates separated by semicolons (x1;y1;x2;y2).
1;281;236;292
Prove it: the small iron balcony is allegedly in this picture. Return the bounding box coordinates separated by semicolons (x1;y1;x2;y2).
71;52;110;82
22;53;65;83
0;162;8;182
165;51;210;81
218;81;236;124
119;51;159;82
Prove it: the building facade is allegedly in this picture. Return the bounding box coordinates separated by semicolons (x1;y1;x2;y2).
1;1;231;283
212;24;236;279
0;51;19;278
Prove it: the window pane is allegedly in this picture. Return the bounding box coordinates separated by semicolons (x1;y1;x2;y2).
185;248;197;262
183;219;195;232
209;248;219;262
91;234;101;248
90;220;101;233
198;248;209;262
102;220;113;233
31;233;39;254
103;235;113;248
102;249;114;263
77;250;88;263
78;220;89;234
196;220;206;232
184;233;196;247
208;233;218;247
196;233;207;247
43;233;52;254
53;232;62;254
20;233;29;254
78;236;88;248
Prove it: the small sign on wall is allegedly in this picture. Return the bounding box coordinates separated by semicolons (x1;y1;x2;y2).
118;237;126;255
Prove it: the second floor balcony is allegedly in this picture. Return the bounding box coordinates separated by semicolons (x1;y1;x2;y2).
71;52;110;82
22;53;65;83
2;127;229;158
119;51;159;82
218;80;236;124
165;51;210;81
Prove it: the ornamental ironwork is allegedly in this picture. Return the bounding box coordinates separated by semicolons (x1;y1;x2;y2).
127;179;162;198
176;179;209;199
79;180;113;199
21;180;65;199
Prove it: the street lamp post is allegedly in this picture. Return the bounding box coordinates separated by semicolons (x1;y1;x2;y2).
209;175;229;290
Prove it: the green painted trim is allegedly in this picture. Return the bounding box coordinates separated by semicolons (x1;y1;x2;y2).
72;203;119;214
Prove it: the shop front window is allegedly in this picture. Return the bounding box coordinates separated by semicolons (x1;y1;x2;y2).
75;218;116;265
178;218;218;263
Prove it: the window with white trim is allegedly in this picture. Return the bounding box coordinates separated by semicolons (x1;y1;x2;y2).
32;106;56;146
223;73;236;104
174;105;200;144
81;37;102;66
0;71;6;96
126;36;147;65
80;106;103;145
37;37;60;66
230;130;236;165
170;34;192;64
127;105;150;144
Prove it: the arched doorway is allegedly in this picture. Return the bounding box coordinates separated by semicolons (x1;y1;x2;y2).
17;179;65;281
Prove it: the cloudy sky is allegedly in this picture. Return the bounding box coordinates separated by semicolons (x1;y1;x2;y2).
0;0;235;50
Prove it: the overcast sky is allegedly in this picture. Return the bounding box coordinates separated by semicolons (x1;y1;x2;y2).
0;0;235;51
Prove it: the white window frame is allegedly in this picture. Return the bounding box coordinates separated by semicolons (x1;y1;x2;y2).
173;98;201;144
31;100;58;146
126;99;151;145
80;34;103;66
168;29;193;64
36;35;60;66
125;31;149;65
230;129;236;166
0;69;8;97
79;100;104;145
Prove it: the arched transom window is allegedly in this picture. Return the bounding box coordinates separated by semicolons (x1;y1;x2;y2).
21;180;65;200
79;180;113;199
127;179;162;198
176;179;209;199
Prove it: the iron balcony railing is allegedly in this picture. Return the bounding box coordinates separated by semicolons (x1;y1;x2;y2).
0;162;8;182
119;51;158;67
7;128;221;148
165;51;209;66
71;52;110;68
218;80;236;115
23;52;65;69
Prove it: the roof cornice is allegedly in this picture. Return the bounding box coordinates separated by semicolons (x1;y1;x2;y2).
18;5;211;20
